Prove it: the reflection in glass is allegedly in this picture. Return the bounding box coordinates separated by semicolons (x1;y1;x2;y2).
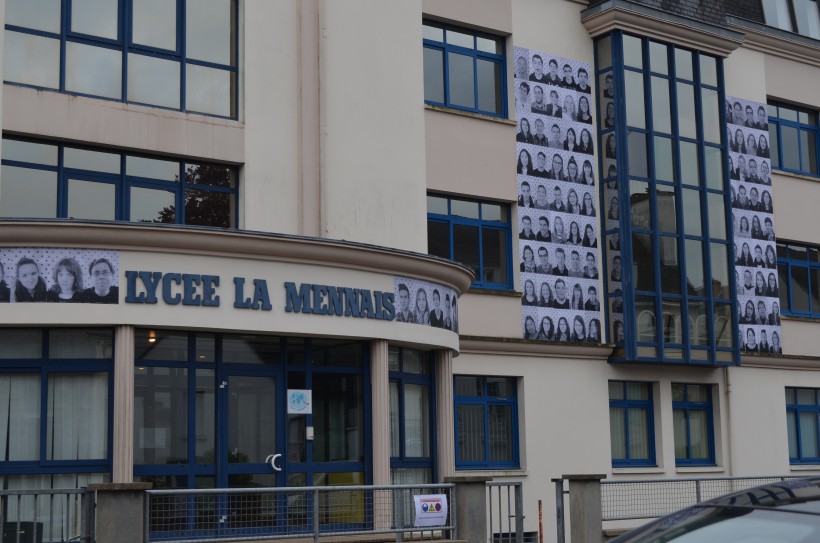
134;367;187;464
186;0;234;65
794;0;820;39
657;188;677;233
454;224;480;277
66;42;122;99
688;301;710;346
4;31;60;89
446;29;473;48
71;0;118;40
133;0;177;50
423;48;445;103
700;55;717;86
482;228;508;285
649;41;668;74
623;35;643;69
632;233;655;291
482;203;506;221
781;126;800;170
184;189;233;228
710;243;730;298
65;148;121;174
228;376;276;463
704;147;723;190
50;329;113;358
0;330;43;358
476;35;502;55
427;195;448;215
477;59;502;114
7;0;60;32
630;181;651;229
0;166;58;218
448;52;475;109
130;187;176;223
762;0;793;31
186;163;235;188
680;141;699;186
674;48;693;80
685;240;705;296
662;299;682;344
67;179;116;220
128;54;180;109
452;199;479;219
186;64;233;117
707;193;726;240
636;298;656;343
2;139;58;165
427;222;448;259
127;156;180;181
422;23;444;42
195;370;215;462
651;76;671;134
701;89;720;144
628;132;648;178
654;136;674;182
660;237;680;294
313;374;364;463
625;71;645;129
676;82;696;139
800;130;818;174
135;330;189;360
597;36;612;70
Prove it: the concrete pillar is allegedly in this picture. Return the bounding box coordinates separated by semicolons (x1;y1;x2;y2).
371;339;391;486
113;325;135;483
435;349;455;480
565;474;605;543
444;475;491;543
89;482;151;543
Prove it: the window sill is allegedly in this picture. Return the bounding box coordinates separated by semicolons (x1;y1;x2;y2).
467;287;521;297
773;169;820;184
675;466;724;474
424;104;516;126
790;464;820;472
455;468;528;477
611;467;665;475
782;314;820;324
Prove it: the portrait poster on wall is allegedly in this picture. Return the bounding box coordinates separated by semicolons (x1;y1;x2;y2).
514;47;602;343
393;276;459;333
726;96;782;354
0;248;120;304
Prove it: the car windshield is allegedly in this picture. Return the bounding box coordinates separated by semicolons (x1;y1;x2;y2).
619;506;820;542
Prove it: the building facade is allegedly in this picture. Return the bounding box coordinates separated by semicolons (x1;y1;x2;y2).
2;0;820;540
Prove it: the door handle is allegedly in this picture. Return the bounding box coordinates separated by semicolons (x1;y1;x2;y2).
265;453;282;472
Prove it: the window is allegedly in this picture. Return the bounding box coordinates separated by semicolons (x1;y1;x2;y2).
454;375;518;470
389;347;434;484
762;0;820;40
768;102;819;177
4;0;238;117
0;328;113;489
777;241;820;319
428;194;512;289
786;387;820;463
595;33;738;365
609;381;655;466
672;383;715;465
422;21;506;117
0;138;238;227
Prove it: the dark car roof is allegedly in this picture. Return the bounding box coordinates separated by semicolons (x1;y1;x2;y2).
702;477;820;513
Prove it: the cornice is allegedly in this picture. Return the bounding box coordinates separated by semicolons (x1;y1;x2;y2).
0;221;475;294
459;335;613;359
581;1;744;57
727;17;820;69
740;353;820;371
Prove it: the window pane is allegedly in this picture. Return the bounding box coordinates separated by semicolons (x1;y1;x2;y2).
597;36;612;70
389;381;400;457
689;301;709;345
455;376;482;396
630;181;651;229
446;29;473;48
627;382;649;401
49;329;113;358
769;124;780;167
791;266;810;313
127;156;179;181
482;228;508;285
65;42;122;99
704;147;724;190
686;240;705;295
689;410;710;459
651;76;671;134
628;132;648;178
662;299;683;343
3;139;58;165
625;71;645;129
453;224;480;278
134;367;187;464
609;382;624;400
186;64;233;117
636;297;656;342
610;407;626;459
800;412;819;458
714;304;734;347
7;0;61;32
788;411;798;458
633;233;655;291
130;187;176;223
762;0;793;31
482;203;506;221
673;408;687;459
448;52;475;109
682;189;702;236
185;164;235;188
423;47;445;104
780;265;790;309
781;125;800;170
701;89;720;144
798;388;817;405
655;136;675;183
457;405;485;462
67;179;116;220
452;199;479;219
707;193;726;240
184;189;232;228
795;0;820;39
47;373;108;460
186;0;234;65
780;106;799;122
132;0;177;50
427;195;448;215
71;0;118;40
0;329;43;358
477;59;502;114
128;54;180;109
800;130;818;174
628;408;650;459
422;23;443;42
0;374;41;461
680;141;699;185
65;148;121;174
476;35;502;55
710;244;730;298
4;31;60;89
0;166;58;218
812;269;820;312
677;83;697;139
699;55;717;87
427;221;449;259
674;49;693;80
487;377;515;398
660;237;680;293
135;329;188;360
488;405;513;462
649;41;668;74
623;35;643;69
404;384;430;457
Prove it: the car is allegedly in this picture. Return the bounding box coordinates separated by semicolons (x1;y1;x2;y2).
611;477;820;542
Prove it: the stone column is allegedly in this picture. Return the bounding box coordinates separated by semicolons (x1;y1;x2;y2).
565;474;606;543
371;340;392;530
435;349;455;480
113;325;135;483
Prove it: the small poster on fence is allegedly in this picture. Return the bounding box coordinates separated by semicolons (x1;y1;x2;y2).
413;494;448;527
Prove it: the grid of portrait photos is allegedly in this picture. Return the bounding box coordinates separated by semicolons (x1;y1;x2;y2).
0;248;120;304
727;96;783;354
514;47;602;343
393;276;459;333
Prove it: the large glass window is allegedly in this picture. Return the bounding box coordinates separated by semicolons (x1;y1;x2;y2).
422;21;506;117
389;347;434;484
762;0;820;39
428;194;512;290
4;0;237;117
786;387;820;463
454;375;518;470
768;102;819;177
596;33;738;365
777;241;820;322
609;381;655;467
672;383;715;466
1;138;237;227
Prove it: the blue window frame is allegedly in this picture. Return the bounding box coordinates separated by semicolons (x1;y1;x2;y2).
777;241;820;318
422;20;506;117
454;375;518;470
609;381;655;467
427;194;512;290
0;328;113;487
672;383;715;466
4;0;238;118
389;346;436;484
786;387;820;463
768;102;819;177
595;32;739;365
0;137;238;227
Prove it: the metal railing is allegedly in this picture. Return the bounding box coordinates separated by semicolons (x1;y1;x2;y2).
487;482;524;543
144;483;455;543
601;475;805;521
0;488;89;543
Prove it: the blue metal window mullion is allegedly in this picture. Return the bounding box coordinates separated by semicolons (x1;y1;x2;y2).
186;334;197;485
471;35;479;114
180;0;187;112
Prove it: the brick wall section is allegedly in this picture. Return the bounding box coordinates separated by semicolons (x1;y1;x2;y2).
588;0;764;26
